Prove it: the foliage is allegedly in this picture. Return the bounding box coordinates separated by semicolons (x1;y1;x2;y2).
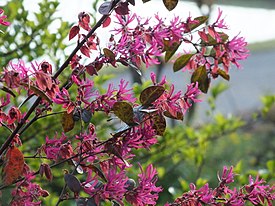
0;0;70;68
0;0;274;206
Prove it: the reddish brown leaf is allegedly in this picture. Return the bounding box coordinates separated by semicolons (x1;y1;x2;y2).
35;71;53;91
2;146;24;185
163;0;178;11
86;63;98;76
115;2;130;15
112;101;135;125
62;111;75;133
103;48;116;62
128;0;135;6
69;25;80;40
80;45;90;58
140;86;165;106
188;16;209;31
152;114;166;136
102;16;111;28
95;62;103;72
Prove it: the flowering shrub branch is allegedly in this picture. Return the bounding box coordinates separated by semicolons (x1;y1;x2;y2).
167;166;275;206
0;1;274;206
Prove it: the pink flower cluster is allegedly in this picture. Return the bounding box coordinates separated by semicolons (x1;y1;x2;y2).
68;10;248;81
10;166;49;206
83;161;162;206
166;166;275;206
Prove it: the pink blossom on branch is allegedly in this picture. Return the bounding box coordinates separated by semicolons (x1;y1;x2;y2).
0;8;10;27
167;166;275;206
125;164;162;206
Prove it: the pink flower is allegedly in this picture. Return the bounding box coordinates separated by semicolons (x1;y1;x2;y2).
42;133;74;161
125;164;162;206
226;34;249;68
76;79;96;104
101;164;128;204
150;72;167;86
0;8;10;27
113;13;136;35
218;165;235;184
244;175;275;206
116;79;136;103
83;161;128;205
11;180;49;206
0;93;10;108
213;8;228;29
53;88;75;113
124;121;158;149
154;82;201;118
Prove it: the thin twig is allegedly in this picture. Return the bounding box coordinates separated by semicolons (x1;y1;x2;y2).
19;111;65;136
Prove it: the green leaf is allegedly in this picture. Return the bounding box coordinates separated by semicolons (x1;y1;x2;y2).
112;101;135;125
217;69;230;81
152;114;166;136
234;160;243;174
140;86;165;106
173;54;194;72
191;66;210;93
164;41;182;62
267;160;275;173
189;16;208;31
210;82;229;99
162;0;178;11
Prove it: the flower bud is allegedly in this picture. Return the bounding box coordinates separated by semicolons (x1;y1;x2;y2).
44;163;53;181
